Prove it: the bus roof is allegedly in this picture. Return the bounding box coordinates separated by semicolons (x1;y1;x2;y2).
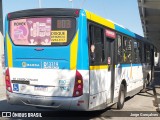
7;8;80;20
85;10;143;41
7;8;143;41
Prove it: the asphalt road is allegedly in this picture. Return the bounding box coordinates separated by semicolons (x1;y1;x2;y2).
0;71;160;120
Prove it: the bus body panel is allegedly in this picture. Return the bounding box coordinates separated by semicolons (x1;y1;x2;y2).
10;68;75;96
89;68;111;109
89;64;147;110
77;10;89;70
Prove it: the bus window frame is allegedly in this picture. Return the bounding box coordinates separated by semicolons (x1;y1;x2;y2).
122;36;133;63
133;39;141;63
116;34;123;64
88;21;107;66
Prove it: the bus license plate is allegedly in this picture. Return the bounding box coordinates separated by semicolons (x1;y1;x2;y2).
34;86;48;92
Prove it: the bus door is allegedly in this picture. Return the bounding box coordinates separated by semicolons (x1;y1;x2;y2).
105;36;115;103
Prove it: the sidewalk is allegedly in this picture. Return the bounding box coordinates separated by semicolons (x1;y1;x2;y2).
0;74;5;99
0;85;6;100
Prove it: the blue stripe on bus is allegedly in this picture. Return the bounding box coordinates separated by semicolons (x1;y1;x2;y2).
115;24;135;38
5;16;9;67
117;64;142;68
134;33;143;40
77;10;89;70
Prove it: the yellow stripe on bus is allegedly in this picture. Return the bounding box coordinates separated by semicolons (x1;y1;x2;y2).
85;10;115;29
70;31;78;70
90;65;109;70
6;34;13;67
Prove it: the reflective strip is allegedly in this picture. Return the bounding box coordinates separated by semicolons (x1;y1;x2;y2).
70;31;78;70
90;65;109;70
6;34;13;67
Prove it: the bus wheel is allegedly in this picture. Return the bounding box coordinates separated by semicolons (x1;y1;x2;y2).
117;84;126;109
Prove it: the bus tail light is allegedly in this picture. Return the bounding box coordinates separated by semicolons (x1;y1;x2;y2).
8;13;11;19
75;10;79;15
73;70;83;97
5;68;12;92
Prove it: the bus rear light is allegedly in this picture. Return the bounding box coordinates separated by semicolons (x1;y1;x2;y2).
5;68;12;92
8;13;11;19
75;10;79;15
73;70;83;97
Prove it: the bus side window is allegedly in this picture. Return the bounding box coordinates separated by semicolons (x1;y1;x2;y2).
117;35;123;63
133;40;140;63
89;25;105;65
123;37;132;63
122;37;127;62
89;25;95;63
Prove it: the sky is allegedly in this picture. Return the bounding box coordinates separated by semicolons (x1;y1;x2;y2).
2;0;144;36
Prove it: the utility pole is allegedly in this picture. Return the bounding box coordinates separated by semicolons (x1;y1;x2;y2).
0;0;3;35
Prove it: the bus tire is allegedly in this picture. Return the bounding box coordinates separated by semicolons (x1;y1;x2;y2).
117;84;126;109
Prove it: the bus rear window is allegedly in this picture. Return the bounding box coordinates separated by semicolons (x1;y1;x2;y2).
9;17;76;46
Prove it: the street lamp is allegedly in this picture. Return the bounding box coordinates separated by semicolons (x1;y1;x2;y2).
69;0;73;8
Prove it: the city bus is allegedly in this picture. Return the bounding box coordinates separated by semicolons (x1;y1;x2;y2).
4;8;155;111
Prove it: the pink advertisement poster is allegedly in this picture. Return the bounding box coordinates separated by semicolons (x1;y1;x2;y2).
10;17;52;45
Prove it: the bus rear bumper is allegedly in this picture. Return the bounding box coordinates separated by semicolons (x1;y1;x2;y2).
6;91;89;111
